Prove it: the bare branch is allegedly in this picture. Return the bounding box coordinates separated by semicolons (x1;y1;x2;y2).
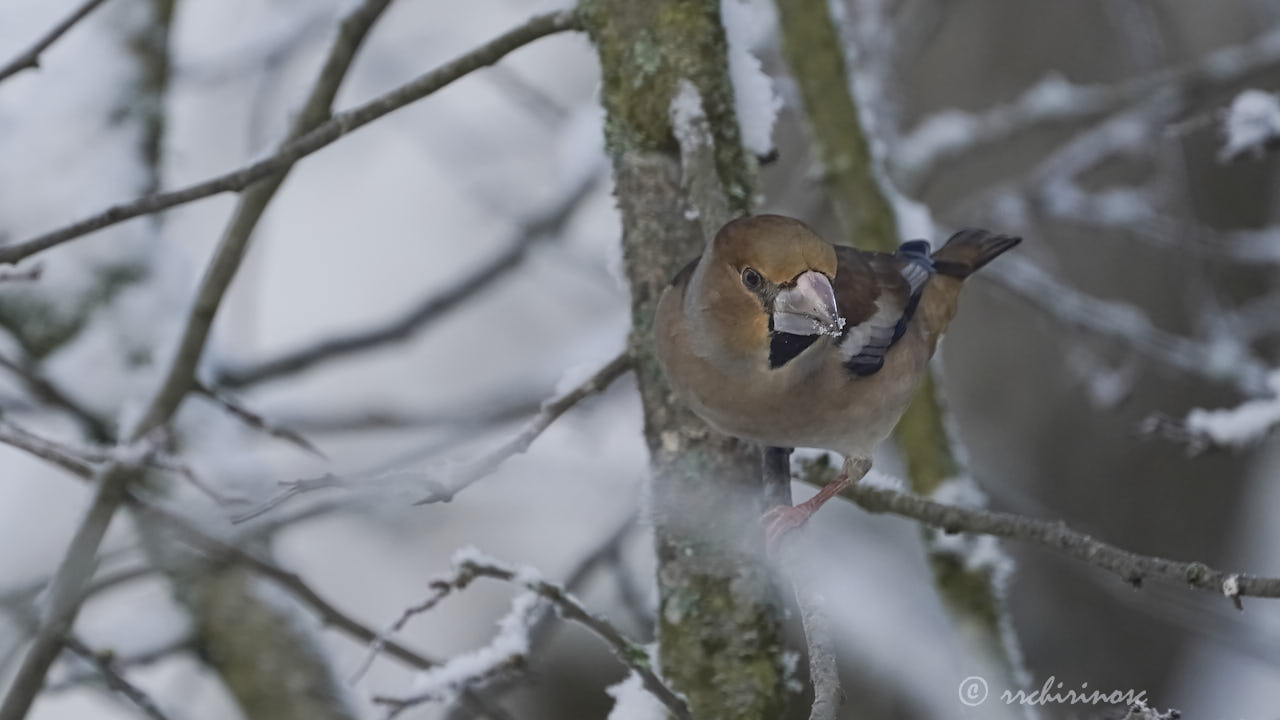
986;255;1273;395
0;0;112;84
369;550;690;720
49;637;193;695
191;382;325;458
126;0;396;439
795;590;841;720
0;10;582;268
216;172;598;389
61;637;171;720
0;458;142;720
0;352;113;441
794;460;1280;601
232;352;632;521
0;266;42;283
412;351;633;504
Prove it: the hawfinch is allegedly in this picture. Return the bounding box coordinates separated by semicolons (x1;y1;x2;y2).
654;214;1019;543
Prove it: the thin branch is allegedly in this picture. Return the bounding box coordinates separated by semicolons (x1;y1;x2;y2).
0;459;141;720
231;351;632;521
216;172;598;389
0;10;582;268
985;255;1274;395
412;351;633;504
0;352;113;441
370;551;690;720
191;382;325;458
126;0;396;439
0;266;42;283
794;460;1280;601
61;637;171;720
49;637;194;695
794;590;841;720
899;25;1280;188
0;0;112;84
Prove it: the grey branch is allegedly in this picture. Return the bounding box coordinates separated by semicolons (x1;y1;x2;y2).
794;461;1280;601
233;351;633;522
191;382;326;458
127;0;396;439
372;552;690;720
412;351;633;504
0;0;112;84
61;637;172;720
216;172;598;389
987;255;1274;395
795;591;841;720
0;459;141;720
0;10;582;268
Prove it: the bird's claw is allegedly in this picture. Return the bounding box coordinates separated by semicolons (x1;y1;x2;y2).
761;504;813;555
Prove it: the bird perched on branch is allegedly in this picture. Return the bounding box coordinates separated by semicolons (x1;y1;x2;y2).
654;214;1019;546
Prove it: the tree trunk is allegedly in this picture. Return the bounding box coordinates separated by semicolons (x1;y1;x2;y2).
580;0;790;716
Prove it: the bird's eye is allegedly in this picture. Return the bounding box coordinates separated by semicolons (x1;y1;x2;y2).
741;267;763;291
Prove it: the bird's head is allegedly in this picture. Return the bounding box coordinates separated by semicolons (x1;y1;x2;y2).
690;215;844;361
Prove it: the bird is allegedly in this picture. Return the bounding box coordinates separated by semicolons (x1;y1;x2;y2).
653;214;1020;547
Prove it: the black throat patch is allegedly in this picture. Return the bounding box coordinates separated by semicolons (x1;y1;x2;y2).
769;332;819;369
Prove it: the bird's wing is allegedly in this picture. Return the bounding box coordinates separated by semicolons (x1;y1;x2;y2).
833;241;933;376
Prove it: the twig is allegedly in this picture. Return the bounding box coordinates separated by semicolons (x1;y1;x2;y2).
0;352;113;441
50;637;194;695
986;255;1273;395
0;266;42;283
411;352;633;504
126;0;396;439
795;590;841;720
0;0;112;84
794;460;1280;600
191;382;325;458
231;352;632;521
216;172;598;389
0;10;582;268
1;6;397;718
369;550;691;720
899;25;1280;188
0;459;142;720
61;637;171;720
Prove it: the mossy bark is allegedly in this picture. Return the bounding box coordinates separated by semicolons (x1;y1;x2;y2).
774;0;1029;694
581;1;788;717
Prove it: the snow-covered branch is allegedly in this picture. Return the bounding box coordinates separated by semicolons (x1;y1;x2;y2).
368;548;690;720
1141;370;1280;453
797;459;1280;602
0;10;583;269
900;26;1280;187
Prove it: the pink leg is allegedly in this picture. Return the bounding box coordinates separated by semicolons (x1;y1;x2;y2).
761;471;853;552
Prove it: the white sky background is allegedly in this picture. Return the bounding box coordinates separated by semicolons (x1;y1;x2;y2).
1;1;1278;719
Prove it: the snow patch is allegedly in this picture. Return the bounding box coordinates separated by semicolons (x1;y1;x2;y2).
605;671;667;720
1219;89;1280;161
721;0;781;156
1184;371;1280;447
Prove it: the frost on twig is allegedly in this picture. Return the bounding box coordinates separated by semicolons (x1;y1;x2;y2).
1218;89;1280;162
364;547;690;720
1141;370;1280;453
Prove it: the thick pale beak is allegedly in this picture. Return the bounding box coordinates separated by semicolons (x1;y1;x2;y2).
772;271;845;337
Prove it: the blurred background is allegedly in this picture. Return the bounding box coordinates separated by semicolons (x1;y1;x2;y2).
1;0;1279;718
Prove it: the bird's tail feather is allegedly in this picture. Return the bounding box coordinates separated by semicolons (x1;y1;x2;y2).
930;228;1021;278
